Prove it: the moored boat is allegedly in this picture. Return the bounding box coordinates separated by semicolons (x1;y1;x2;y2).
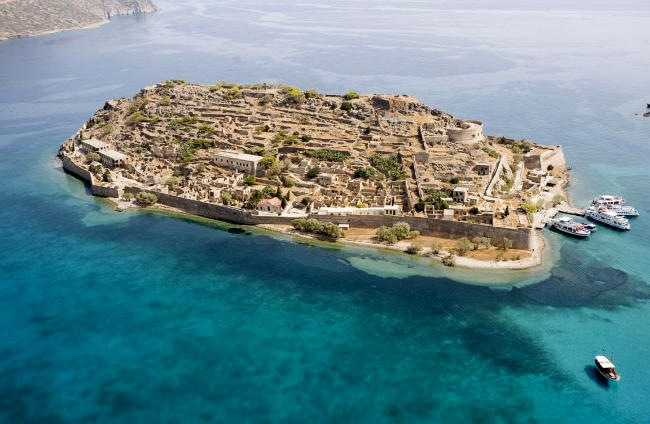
586;207;631;230
549;217;590;238
580;222;597;231
594;355;620;382
591;195;640;217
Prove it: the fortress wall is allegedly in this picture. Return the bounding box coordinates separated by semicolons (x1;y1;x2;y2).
63;155;531;250
91;185;120;198
61;155;93;183
309;214;532;250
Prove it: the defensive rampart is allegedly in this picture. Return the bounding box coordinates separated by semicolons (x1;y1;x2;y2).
62;155;532;250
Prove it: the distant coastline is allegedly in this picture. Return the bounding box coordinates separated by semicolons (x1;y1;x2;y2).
0;0;156;41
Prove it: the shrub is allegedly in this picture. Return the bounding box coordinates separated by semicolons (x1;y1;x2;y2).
281;86;305;105
304;149;349;162
292;218;343;238
220;191;232;205
260;155;277;167
455;237;472;256
442;254;456;267
301;134;312;143
376;222;416;244
481;147;500;158
469;206;479;215
343;91;359;100
166;177;180;192
431;241;444;255
449;177;459;185
340;101;352;112
136;192;157;206
199;125;217;135
370;153;406;181
122;192;134;201
471;237;491;250
301;196;312;207
243;175;257;186
255;124;271;133
547;164;554;171
406;243;422;255
86;152;100;163
354;167;376;179
280;175;295;187
158;96;171;106
521;202;538;214
304;88;322;99
499;237;513;250
306;167;320;179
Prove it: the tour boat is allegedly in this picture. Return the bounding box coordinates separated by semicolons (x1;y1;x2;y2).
591;195;627;207
591;195;640;216
586;207;631;230
549;217;590;238
594;355;620;382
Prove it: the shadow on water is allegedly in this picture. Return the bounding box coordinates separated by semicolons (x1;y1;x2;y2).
584;365;616;391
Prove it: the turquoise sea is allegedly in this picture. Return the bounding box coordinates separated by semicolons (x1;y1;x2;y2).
1;1;649;422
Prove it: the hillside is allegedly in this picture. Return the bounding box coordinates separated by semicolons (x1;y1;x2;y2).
0;0;156;40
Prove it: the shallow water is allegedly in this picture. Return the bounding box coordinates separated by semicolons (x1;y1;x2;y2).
0;1;649;422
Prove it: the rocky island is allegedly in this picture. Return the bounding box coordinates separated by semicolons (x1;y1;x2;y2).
0;0;156;41
58;80;571;269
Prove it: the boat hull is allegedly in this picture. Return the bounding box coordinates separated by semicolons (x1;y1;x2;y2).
550;225;590;238
586;215;630;231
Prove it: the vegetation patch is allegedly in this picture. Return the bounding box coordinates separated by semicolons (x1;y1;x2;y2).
304;149;350;162
292;218;344;238
370;153;406;180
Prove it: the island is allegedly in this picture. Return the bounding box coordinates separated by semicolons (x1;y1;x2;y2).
58;80;572;269
0;0;156;41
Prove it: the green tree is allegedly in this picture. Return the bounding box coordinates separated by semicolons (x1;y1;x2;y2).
136;192;157;206
280;175;294;187
166;177;180;192
343;91;359;100
469;206;479;215
86;152;100;163
455;238;472;256
243;175;257;186
220;191;232;205
340;101;352;112
306;167;320;179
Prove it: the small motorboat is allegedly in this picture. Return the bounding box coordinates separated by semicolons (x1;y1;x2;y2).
580;222;597;231
594;355;620;382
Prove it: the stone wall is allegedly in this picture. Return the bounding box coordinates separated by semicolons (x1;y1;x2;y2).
63;155;532;250
309;214;532;249
62;155;120;198
485;156;505;196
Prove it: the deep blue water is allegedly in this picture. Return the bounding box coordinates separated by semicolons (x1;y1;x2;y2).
1;1;649;422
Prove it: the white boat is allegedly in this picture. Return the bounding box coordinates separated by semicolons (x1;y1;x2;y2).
586;207;631;230
594;355;620;382
549;217;590;238
608;205;639;217
591;194;627;207
580;222;597;231
591;195;639;217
